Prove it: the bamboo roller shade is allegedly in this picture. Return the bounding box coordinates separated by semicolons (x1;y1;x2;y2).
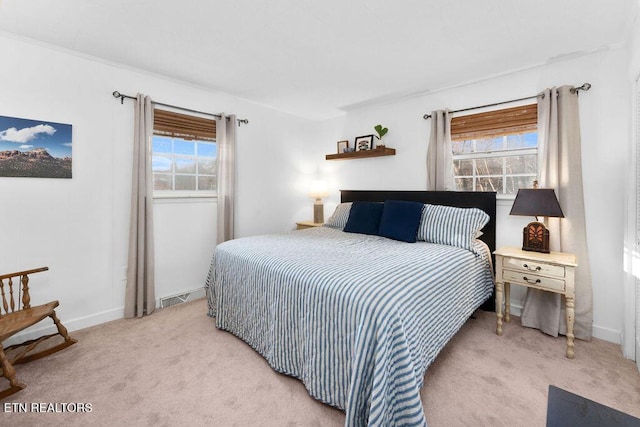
154;109;216;141
450;103;537;141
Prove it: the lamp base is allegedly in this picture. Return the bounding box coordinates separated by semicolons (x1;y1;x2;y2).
522;221;550;253
313;201;324;224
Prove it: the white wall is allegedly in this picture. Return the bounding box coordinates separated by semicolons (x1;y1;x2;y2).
1;29;633;348
0;33;325;339
320;48;631;344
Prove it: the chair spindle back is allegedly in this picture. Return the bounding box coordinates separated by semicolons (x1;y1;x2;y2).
0;267;48;316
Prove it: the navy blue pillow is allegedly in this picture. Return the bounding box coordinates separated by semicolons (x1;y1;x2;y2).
378;200;424;243
343;201;384;236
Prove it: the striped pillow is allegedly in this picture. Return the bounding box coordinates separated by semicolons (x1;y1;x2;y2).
417;204;489;252
324;202;352;230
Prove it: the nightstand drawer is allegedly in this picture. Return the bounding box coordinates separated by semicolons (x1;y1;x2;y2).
503;269;566;292
503;257;565;278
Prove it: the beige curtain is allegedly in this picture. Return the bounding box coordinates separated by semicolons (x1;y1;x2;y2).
520;86;593;340
216;114;237;244
125;94;156;318
426;109;454;191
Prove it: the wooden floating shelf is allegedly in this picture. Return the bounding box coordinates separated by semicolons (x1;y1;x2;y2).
325;147;396;160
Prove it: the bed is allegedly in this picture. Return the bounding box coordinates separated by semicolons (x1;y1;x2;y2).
205;190;496;426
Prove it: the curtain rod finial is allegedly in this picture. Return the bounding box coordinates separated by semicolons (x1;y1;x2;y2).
112;91;125;104
572;83;592;94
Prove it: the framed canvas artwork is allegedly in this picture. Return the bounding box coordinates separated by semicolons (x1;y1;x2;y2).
0;115;72;178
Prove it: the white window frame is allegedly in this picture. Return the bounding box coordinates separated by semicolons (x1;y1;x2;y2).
152;136;217;199
452;134;538;198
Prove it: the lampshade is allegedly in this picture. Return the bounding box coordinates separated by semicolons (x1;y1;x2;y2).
309;180;329;199
509;189;564;218
510;187;563;253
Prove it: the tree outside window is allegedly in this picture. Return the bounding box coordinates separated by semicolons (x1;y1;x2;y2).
450;104;538;195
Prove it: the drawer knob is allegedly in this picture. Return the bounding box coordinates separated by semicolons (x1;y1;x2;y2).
523;263;541;272
523;276;541;285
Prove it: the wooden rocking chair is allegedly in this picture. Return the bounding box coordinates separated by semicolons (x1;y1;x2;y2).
0;267;77;399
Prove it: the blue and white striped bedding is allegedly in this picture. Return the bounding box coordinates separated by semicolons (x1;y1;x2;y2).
205;226;494;426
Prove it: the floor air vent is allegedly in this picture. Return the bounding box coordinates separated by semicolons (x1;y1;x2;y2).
159;288;205;309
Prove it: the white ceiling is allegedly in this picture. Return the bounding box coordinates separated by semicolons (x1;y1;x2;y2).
0;0;634;119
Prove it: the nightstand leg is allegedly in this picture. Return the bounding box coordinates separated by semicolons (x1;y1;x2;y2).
496;281;504;336
565;296;575;359
504;282;511;323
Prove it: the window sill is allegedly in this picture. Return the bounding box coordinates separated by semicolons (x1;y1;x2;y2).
496;193;516;201
153;192;217;203
497;193;516;210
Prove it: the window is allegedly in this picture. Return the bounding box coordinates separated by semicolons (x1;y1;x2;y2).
451;104;537;195
152;109;217;195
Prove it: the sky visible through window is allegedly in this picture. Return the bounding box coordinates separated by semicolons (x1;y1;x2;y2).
152;135;217;192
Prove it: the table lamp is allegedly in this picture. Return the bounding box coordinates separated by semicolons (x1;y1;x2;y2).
309;180;329;224
509;181;564;253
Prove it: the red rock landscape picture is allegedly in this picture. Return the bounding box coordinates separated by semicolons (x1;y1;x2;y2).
0;115;72;178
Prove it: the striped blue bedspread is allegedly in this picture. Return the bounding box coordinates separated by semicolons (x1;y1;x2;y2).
205;226;494;426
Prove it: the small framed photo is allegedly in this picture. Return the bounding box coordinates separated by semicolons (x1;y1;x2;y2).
354;134;374;151
337;140;349;153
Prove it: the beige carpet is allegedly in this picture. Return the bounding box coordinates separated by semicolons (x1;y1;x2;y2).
2;298;639;426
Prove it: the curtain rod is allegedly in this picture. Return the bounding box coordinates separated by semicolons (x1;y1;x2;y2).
112;91;249;126
422;83;591;120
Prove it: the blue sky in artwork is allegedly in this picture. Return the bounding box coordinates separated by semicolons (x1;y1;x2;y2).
0;115;72;158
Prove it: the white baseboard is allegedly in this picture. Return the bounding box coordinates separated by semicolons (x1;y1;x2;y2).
506;303;623;346
4;287;207;347
592;325;624;346
4;306;124;347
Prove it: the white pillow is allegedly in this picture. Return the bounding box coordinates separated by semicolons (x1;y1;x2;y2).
324;202;352;230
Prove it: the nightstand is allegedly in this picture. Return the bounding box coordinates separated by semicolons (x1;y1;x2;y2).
296;221;324;230
494;246;578;358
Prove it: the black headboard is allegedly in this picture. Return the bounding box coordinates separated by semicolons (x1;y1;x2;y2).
340;190;497;311
340;190;496;254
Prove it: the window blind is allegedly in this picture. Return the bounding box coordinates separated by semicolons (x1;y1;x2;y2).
450;103;537;141
153;109;216;141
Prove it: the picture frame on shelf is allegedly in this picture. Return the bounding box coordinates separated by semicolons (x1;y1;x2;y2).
337;140;349;153
354;134;374;151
